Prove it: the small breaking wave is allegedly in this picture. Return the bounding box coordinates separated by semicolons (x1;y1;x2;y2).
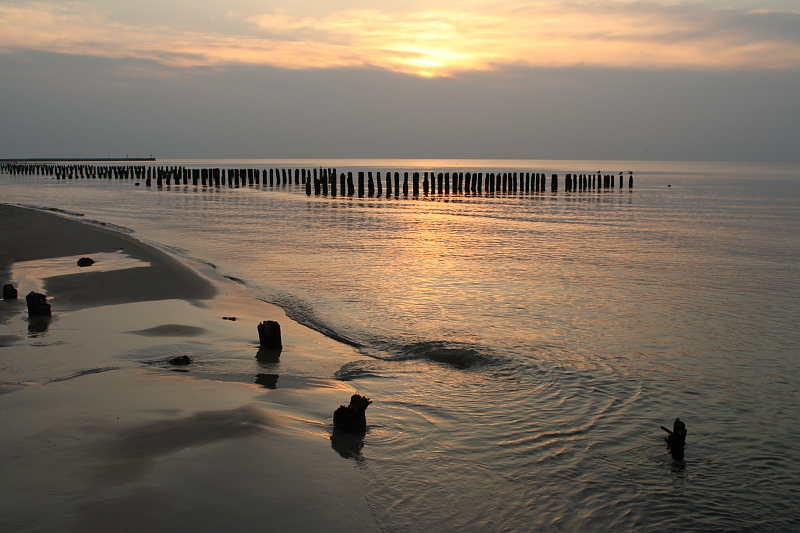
259;292;497;370
363;340;498;370
83;218;135;234
19;203;85;217
265;293;362;348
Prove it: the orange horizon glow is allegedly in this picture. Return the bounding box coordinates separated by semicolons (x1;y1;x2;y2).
1;2;798;77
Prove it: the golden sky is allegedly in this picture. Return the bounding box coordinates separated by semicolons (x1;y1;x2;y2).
2;0;799;77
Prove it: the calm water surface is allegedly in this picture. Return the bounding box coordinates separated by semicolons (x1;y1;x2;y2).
2;159;799;531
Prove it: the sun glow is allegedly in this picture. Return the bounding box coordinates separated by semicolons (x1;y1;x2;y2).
1;2;798;77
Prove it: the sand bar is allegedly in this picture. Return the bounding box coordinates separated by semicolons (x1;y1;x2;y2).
0;204;376;532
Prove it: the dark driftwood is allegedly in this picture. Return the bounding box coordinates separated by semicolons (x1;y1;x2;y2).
333;394;372;433
26;292;51;316
3;284;17;299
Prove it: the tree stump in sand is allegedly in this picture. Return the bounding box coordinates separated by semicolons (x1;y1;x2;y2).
257;320;282;350
26;292;51;316
333;394;372;433
77;257;95;267
3;284;17;299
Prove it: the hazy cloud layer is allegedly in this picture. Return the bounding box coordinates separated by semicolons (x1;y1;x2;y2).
2;51;798;161
2;1;799;76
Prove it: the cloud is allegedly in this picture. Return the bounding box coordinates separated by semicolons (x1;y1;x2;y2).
1;1;799;76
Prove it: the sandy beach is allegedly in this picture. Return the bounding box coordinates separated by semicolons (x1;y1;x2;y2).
0;203;377;532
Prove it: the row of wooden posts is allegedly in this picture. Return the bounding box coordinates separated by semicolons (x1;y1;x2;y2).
1;163;633;196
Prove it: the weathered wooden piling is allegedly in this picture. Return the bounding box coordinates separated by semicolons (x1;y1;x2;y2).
256;320;282;351
3;284;17;299
26;291;51;316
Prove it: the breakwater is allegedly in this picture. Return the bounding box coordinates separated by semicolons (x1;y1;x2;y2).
1;162;634;196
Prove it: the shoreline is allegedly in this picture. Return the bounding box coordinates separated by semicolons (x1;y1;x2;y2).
0;203;377;532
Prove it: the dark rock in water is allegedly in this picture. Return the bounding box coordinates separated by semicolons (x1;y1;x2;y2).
26;292;51;316
257;320;282;350
3;284;17;299
77;257;95;267
168;355;192;366
222;316;237;321
333;394;372;433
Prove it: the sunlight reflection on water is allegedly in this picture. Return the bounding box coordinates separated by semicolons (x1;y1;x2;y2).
2;161;799;531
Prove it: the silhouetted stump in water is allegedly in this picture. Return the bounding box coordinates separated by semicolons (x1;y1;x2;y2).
661;418;687;460
169;355;192;366
3;284;17;299
26;292;51;316
333;394;371;433
77;257;95;267
257;320;282;351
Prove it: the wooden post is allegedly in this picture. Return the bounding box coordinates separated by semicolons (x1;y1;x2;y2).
347;172;355;196
26;292;51;316
256;320;282;351
376;172;382;197
368;172;375;197
413;172;419;197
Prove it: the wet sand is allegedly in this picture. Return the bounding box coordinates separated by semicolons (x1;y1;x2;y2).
0;204;376;532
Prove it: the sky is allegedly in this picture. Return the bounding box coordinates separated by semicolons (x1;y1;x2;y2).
1;0;799;161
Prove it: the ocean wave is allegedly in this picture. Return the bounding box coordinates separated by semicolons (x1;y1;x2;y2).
265;293;362;348
263;292;498;370
363;340;498;370
19;203;85;217
83;218;135;234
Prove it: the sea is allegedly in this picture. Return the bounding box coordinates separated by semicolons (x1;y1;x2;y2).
2;158;799;532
